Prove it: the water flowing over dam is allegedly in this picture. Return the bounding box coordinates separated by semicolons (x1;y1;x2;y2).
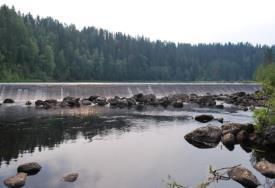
0;82;261;102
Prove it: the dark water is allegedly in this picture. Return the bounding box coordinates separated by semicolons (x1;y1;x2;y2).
0;104;274;188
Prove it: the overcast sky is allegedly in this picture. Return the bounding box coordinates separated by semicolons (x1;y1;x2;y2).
1;0;275;45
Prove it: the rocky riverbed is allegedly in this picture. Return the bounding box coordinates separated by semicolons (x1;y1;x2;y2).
0;91;267;111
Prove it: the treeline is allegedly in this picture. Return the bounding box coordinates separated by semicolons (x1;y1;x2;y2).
0;5;269;81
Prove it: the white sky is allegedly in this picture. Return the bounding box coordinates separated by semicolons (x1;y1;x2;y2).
1;0;275;45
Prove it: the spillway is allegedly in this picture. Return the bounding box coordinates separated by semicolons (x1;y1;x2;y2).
0;82;261;102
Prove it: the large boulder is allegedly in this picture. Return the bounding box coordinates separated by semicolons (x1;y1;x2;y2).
3;98;15;104
194;114;214;123
17;162;41;175
184;126;222;148
62;172;79;182
228;167;260;188
255;160;275;179
4;173;27;188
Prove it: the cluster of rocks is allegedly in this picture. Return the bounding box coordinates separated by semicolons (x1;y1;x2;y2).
3;162;78;188
224;91;267;108
184;123;275;151
0;91;267;111
4;162;41;188
184;123;275;187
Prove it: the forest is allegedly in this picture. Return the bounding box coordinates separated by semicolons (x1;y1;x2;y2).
0;5;271;82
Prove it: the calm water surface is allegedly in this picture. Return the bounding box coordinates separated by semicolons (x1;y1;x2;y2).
0;105;273;188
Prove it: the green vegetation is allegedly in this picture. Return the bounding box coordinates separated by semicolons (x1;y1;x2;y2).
0;5;269;82
254;47;275;131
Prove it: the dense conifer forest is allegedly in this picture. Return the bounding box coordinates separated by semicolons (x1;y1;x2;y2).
0;5;269;82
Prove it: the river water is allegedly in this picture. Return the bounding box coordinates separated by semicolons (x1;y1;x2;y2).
0;83;273;188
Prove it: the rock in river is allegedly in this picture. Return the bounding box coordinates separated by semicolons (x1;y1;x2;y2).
221;123;254;135
255;160;275;179
222;133;235;151
17;162;41;175
228;166;260;188
172;100;183;108
81;99;92;105
4;173;27;188
3;98;15;104
184;126;222;148
194;114;214;123
25;101;32;105
62;172;79;182
95;97;108;106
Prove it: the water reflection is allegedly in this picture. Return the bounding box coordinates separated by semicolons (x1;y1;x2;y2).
0;106;273;188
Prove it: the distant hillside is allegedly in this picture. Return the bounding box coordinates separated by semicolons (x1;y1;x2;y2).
0;5;268;82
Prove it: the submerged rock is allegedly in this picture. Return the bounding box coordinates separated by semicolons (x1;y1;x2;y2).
3;99;15;104
62;172;79;182
184;126;222;148
255;160;275;179
228;166;260;188
4;173;27;188
17;162;41;175
194;114;214;123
